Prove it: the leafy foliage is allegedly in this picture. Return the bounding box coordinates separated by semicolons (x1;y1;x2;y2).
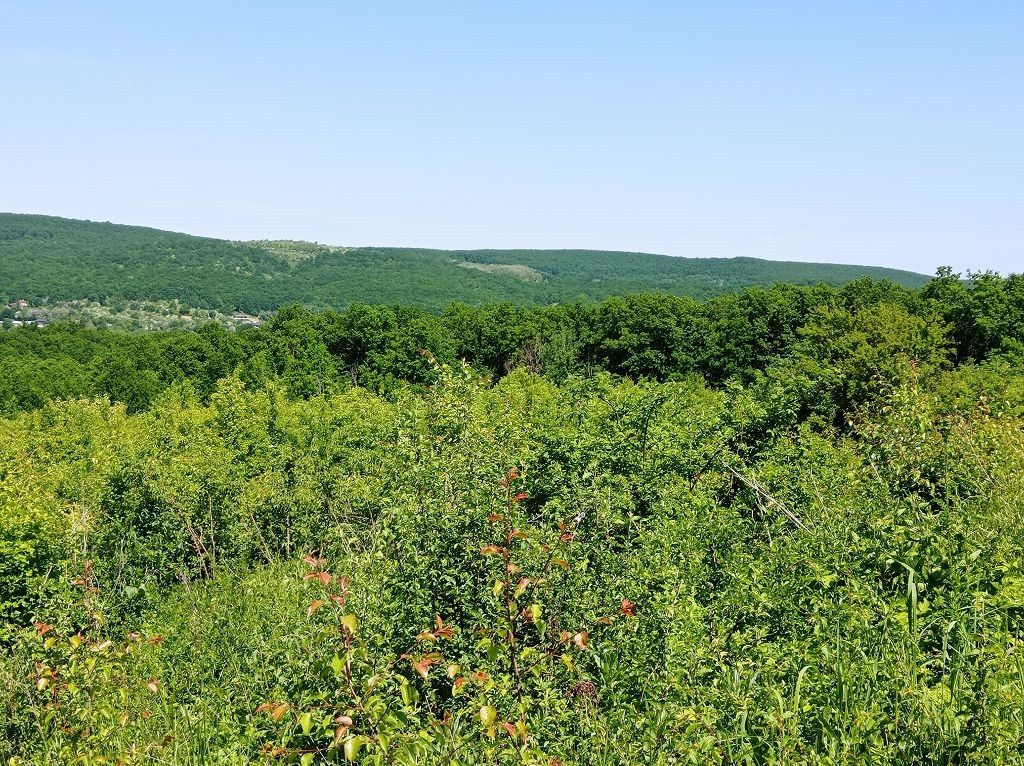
3;271;1024;764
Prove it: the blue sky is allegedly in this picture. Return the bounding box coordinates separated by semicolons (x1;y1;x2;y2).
2;1;1021;274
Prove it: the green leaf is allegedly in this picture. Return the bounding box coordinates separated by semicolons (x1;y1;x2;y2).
344;735;364;761
400;680;418;706
341;614;358;636
479;705;498;726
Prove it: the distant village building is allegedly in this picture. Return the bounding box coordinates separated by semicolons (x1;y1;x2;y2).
231;312;263;328
3;301;50;328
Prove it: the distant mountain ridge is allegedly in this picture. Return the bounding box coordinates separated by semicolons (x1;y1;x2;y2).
0;213;931;313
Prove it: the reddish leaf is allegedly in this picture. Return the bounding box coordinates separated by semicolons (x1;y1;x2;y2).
301;571;332;585
513;492;529;502
560;532;575;543
34;622;53;638
333;715;353;741
480;545;503;556
572;631;589;649
434;616;455;639
620;598;636;617
501;722;519;740
487;513;503;523
271;703;290;722
412;656;438;679
307;599;326;617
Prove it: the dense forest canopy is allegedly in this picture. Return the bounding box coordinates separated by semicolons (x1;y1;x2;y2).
3;267;1024;764
0;270;1020;418
0;213;930;313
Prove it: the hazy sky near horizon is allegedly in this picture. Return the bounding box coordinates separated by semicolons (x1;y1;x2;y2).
1;1;1021;275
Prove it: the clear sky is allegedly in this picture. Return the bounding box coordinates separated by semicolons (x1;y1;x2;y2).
2;1;1021;275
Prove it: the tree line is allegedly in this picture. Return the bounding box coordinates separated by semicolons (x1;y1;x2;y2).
1;271;1021;421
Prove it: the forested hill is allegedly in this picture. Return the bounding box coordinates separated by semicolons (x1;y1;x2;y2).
0;213;930;312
